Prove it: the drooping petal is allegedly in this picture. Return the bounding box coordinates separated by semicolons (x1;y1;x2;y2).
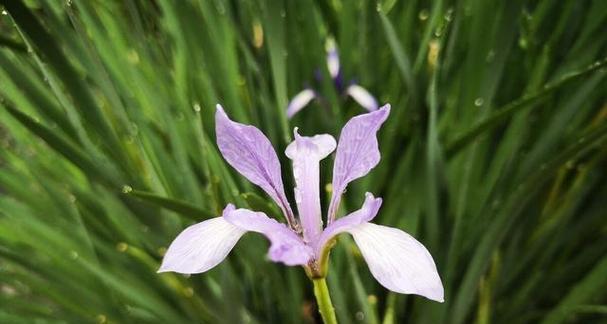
328;105;391;222
215;105;297;228
346;84;379;112
285;128;336;243
314;192;382;252
158;205;245;274
317;192;382;253
325;37;340;79
224;208;313;266
349;223;444;302
287;89;316;118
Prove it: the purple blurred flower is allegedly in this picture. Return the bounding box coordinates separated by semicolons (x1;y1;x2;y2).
287;38;380;118
159;104;444;302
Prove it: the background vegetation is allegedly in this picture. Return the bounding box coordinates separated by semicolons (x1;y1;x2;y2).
0;0;606;323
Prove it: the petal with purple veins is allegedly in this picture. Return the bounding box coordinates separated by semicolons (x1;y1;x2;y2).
328;105;391;222
349;223;444;302
215;105;296;228
224;208;313;266
158;205;245;274
285;129;336;243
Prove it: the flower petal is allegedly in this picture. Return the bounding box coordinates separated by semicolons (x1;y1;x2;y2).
328;104;391;222
285;128;336;243
158;205;245;274
215;105;296;227
317;192;382;253
224;208;313;266
325;38;340;79
349;223;444;302
346;84;379;112
287;89;316;118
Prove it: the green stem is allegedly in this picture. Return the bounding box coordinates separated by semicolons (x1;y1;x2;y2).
313;278;338;324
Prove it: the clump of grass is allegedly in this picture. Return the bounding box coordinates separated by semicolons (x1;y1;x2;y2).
0;1;606;323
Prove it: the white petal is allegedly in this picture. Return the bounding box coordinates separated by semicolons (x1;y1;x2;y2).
349;223;444;302
285;129;336;242
325;38;340;79
158;217;246;274
287;89;316;118
346;85;379;112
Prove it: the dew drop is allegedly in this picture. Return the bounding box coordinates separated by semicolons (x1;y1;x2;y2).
69;250;79;259
116;242;128;252
96;314;107;324
444;8;454;21
1;10;7;15
418;9;429;21
126;49;139;64
355;311;365;321
474;98;484;107
129;123;139;135
486;50;495;62
122;185;133;193
367;294;377;304
519;37;528;49
183;287;194;297
193;103;201;112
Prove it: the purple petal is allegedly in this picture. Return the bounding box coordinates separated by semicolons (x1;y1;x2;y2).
328;104;391;222
287;89;316;118
317;193;382;253
158;205;245;274
224;208;313;266
285;128;336;243
325;38;340;79
215;105;296;228
350;223;444;302
346;84;379;112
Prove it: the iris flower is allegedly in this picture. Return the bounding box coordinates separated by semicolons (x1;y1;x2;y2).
158;103;444;304
287;38;380;118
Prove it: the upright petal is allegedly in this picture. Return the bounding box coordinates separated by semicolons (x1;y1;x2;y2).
346;84;379;112
325;37;340;79
287;89;316;118
349;223;444;302
285;129;336;243
225;208;313;266
328;105;391;222
158;205;246;274
215;105;297;228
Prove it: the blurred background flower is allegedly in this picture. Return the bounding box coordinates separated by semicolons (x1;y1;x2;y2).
286;37;379;118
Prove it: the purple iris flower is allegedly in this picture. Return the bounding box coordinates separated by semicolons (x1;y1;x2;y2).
286;38;380;119
158;104;444;302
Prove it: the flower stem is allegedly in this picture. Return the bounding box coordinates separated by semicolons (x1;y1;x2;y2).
312;277;338;324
